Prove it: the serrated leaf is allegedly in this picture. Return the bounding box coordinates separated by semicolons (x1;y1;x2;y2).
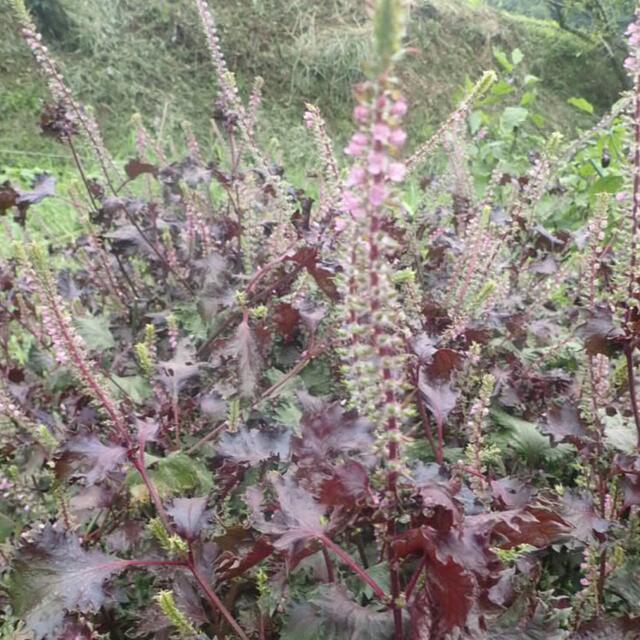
590;174;624;194
247;472;327;551
500;107;528;132
282;585;393;640
218;427;291;465
75;315;115;351
109;375;152;403
9;528;127;639
55;436;127;485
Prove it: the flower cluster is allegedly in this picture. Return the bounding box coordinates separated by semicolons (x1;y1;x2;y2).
625;9;640;77
340;91;408;225
17;244;128;440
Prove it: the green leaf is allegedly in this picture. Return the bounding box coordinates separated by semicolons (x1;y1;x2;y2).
568;97;594;115
75;315;115;351
500;106;528;132
520;91;537;107
490;409;562;468
0;512;15;541
493;47;513;72
491;80;515;96
468;110;484;135
511;48;524;66
109;375;152;403
590;174;624;194
128;453;213;499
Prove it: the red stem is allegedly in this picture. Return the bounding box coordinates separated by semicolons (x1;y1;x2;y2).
322;546;335;583
320;536;387;601
132;453;171;531
187;554;250;640
626;347;640;449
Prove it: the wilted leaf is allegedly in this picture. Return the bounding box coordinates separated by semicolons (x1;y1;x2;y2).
9;527;127;639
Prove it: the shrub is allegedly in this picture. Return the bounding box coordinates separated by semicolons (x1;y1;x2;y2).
2;0;640;638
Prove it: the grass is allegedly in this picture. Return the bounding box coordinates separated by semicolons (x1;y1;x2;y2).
0;0;626;175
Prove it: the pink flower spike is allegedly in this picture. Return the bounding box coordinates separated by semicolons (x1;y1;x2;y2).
389;128;407;147
367;152;386;175
354;105;369;123
368;183;387;206
388;162;406;183
391;99;408;116
346;166;366;187
372;123;391;144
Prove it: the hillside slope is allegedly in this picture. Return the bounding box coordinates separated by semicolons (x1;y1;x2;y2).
0;0;626;167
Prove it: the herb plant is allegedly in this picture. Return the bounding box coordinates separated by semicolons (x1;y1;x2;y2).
2;1;640;639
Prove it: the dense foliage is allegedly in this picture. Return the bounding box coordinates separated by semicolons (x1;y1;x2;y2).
2;0;640;638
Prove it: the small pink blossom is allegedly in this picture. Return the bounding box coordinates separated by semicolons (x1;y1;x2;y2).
341;190;361;213
617;191;630;202
391;99;408;116
368;183;387;206
372;123;391;144
388;162;406;183
303;111;314;129
345;132;369;156
346;165;366;187
335;217;348;232
367;152;387;175
354;105;369;123
389;128;407;147
625;56;638;72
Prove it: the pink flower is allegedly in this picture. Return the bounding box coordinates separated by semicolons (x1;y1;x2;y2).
617;191;630;202
335;217;348;232
303;111;314;129
346;165;366;187
372;123;391;144
354;105;369;123
391;99;408;116
367;152;387;175
368;183;387;206
389;128;407;147
625;56;638;72
388;162;406;183
345;132;369;156
341;190;361;213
